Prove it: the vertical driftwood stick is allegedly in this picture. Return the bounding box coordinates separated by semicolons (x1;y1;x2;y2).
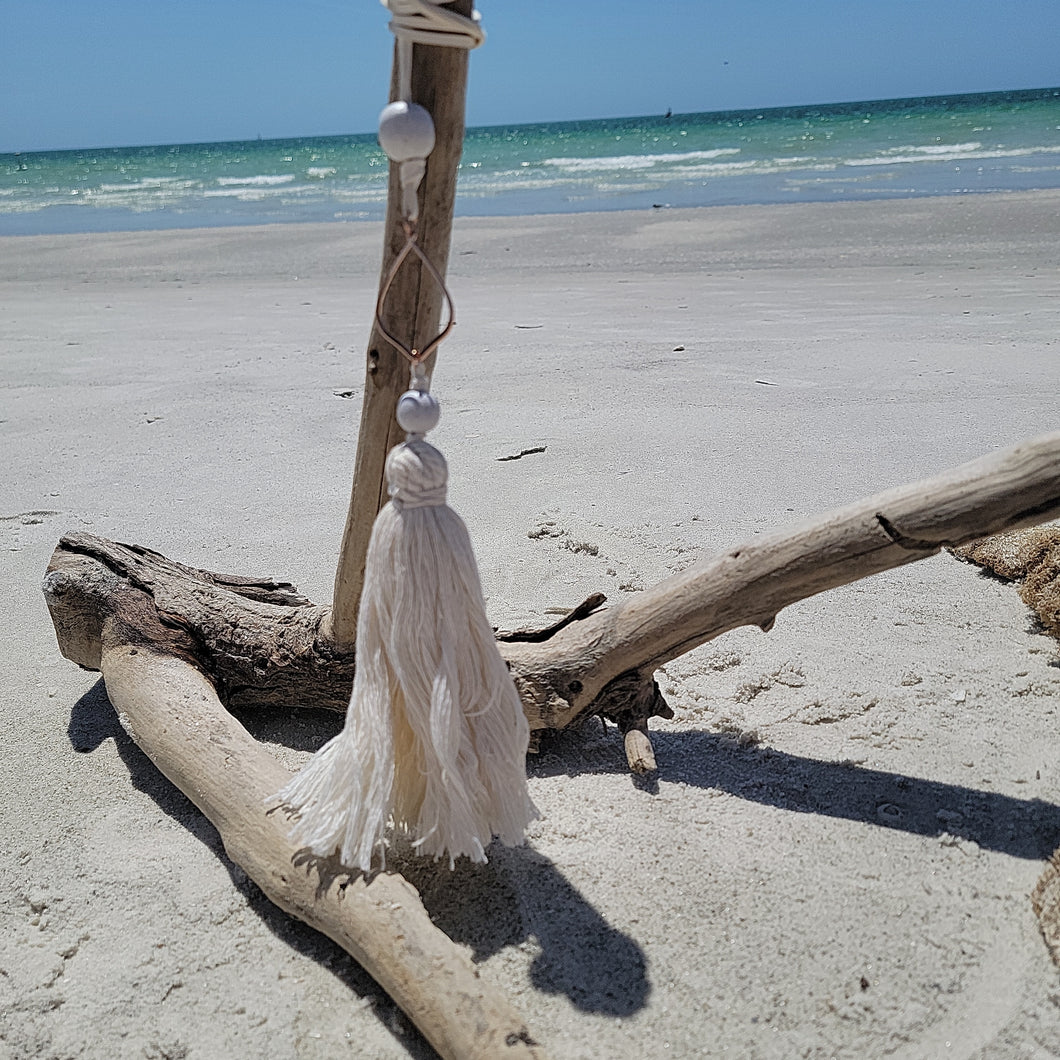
329;0;474;648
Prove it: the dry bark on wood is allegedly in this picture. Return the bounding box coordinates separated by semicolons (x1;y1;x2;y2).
72;615;548;1060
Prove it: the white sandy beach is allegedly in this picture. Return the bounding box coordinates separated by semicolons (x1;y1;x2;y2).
2;191;1060;1058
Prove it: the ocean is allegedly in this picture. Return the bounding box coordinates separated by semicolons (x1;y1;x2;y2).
2;87;1058;236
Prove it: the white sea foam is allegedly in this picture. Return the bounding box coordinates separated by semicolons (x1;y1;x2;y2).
846;144;1060;167
327;186;392;203
204;182;316;200
678;160;759;177
541;148;741;172
458;173;580;195
905;141;983;155
459;154;825;194
97;179;198;193
215;174;296;187
583;182;660;195
783;174;873;187
306;166;337;179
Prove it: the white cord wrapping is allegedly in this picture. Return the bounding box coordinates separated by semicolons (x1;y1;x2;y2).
383;0;485;102
383;0;484;53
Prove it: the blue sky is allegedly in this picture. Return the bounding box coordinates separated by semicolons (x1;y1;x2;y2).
3;0;1059;153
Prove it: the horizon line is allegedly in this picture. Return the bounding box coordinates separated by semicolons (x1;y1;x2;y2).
4;83;1058;158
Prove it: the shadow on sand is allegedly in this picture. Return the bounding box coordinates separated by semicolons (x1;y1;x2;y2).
67;679;651;1052
74;669;1058;1051
530;723;1060;861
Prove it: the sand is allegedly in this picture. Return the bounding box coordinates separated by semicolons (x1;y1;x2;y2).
2;191;1060;1058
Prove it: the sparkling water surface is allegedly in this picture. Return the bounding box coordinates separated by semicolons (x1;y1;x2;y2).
2;87;1058;235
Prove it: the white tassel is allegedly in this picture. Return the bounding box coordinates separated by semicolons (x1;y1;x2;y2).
269;401;537;871
271;7;535;871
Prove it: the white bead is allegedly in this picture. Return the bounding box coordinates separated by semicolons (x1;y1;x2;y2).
396;388;441;434
378;102;436;163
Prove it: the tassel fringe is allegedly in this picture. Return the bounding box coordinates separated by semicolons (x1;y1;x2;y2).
269;438;537;871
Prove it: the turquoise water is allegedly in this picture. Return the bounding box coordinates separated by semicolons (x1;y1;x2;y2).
3;87;1059;235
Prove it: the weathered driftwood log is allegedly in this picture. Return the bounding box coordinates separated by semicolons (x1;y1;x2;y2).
47;431;1060;754
63;613;547;1060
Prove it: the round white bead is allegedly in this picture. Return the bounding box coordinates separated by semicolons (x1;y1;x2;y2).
396;388;441;434
378;102;436;163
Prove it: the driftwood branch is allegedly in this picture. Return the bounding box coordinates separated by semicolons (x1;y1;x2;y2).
47;431;1060;740
70;611;547;1060
501;430;1060;734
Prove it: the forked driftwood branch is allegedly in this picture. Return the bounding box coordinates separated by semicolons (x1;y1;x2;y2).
43;433;1060;1051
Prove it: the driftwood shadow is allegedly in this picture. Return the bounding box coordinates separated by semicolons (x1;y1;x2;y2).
67;680;436;1060
531;724;1060;862
397;841;650;1017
